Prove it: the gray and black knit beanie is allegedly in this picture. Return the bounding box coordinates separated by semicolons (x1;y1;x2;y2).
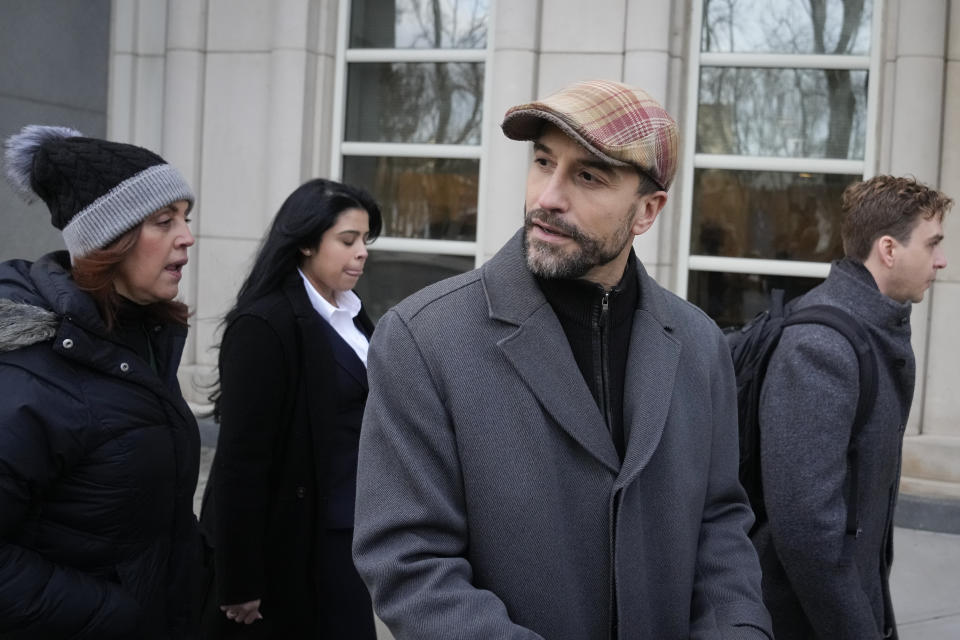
3;125;194;258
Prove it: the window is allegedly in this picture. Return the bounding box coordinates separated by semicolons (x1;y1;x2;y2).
333;0;490;318
679;0;880;327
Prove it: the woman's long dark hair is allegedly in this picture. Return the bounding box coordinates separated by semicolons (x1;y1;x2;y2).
209;178;382;417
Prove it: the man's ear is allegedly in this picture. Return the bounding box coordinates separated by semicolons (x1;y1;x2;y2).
631;191;668;236
874;234;897;268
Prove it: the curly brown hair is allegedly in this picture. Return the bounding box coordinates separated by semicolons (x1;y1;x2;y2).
841;175;953;261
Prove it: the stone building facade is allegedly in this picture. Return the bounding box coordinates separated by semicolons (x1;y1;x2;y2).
2;0;958;516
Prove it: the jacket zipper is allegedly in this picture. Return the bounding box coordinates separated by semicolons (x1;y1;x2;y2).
594;291;611;426
595;291;619;639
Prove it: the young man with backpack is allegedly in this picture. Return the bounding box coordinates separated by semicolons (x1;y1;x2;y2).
752;175;951;640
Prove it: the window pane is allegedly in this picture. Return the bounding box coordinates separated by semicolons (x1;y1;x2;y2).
697;67;867;159
350;0;488;49
354;250;474;321
346;62;484;145
688;270;823;328
691;169;859;262
343;156;478;241
701;0;873;55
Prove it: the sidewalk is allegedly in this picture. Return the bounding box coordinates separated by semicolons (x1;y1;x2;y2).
891;527;960;638
194;436;959;639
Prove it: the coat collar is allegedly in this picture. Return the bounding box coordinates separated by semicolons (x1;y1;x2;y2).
482;230;679;479
819;258;912;330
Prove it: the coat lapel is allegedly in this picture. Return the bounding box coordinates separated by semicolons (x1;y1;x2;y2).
317;319;368;390
484;231;620;474
282;277;337;475
616;299;680;488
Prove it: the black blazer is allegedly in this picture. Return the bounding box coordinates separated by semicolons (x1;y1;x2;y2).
200;273;373;637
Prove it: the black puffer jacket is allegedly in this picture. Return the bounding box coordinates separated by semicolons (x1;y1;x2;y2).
0;252;201;639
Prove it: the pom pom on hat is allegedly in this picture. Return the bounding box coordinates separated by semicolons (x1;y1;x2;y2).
2;124;194;258
4;125;83;202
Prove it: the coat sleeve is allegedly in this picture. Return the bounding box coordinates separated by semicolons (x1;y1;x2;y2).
208;314;290;605
0;364;143;638
759;324;881;638
689;330;774;640
352;310;544;640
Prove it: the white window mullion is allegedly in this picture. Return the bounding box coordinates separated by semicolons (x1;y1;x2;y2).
370;237;477;256
688;256;831;279
345;48;486;63
700;52;870;70
676;0;706;298
329;0;352;179
694;154;864;175
862;0;886;179
341;141;482;160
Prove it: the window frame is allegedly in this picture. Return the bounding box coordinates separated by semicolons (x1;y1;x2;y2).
676;0;886;295
330;1;495;261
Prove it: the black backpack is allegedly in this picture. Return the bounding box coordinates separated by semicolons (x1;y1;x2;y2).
725;289;878;539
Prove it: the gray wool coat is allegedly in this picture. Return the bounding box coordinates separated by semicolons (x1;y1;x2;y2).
353;231;772;640
756;258;915;640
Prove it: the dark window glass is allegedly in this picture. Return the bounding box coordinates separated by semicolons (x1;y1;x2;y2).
697;67;867;159
354;250;474;321
691;169;860;262
346;62;484;145
688;270;824;328
701;0;873;55
350;0;488;49
342;156;478;241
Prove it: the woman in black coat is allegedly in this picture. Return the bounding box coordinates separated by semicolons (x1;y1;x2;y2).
0;126;201;638
200;178;382;638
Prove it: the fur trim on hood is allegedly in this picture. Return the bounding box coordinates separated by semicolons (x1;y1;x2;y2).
0;299;59;352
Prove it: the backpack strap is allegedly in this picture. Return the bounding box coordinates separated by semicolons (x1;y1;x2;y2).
782;305;878;558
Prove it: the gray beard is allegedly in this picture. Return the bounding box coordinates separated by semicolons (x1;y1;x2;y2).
522;206;634;280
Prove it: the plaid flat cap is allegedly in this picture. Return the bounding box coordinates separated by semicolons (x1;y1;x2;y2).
501;79;679;190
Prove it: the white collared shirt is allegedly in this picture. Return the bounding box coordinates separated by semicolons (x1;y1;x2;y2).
297;269;369;366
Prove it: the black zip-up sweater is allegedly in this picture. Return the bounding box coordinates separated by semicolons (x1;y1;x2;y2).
536;252;639;461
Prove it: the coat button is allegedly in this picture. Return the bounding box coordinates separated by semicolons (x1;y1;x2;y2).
120;362;130;373
295;486;306;499
61;338;74;349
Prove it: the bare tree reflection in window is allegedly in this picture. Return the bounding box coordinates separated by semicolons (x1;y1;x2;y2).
809;0;865;159
346;0;487;241
698;1;870;159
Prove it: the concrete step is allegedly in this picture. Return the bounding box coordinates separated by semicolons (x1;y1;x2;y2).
899;476;960;501
901;435;960;485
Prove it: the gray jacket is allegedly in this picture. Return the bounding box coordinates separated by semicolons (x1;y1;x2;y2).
353;231;772;640
756;258;915;640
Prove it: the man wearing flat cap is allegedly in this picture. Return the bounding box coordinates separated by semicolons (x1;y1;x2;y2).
353;79;773;639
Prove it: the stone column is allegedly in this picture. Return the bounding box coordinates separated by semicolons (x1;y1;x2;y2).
625;0;677;285
164;0;207;379
480;0;540;263
881;0;960;516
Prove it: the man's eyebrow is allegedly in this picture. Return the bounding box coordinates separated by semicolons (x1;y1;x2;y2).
929;233;945;244
533;140;617;175
579;156;617;176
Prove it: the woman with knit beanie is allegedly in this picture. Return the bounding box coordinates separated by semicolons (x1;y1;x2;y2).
0;125;202;639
